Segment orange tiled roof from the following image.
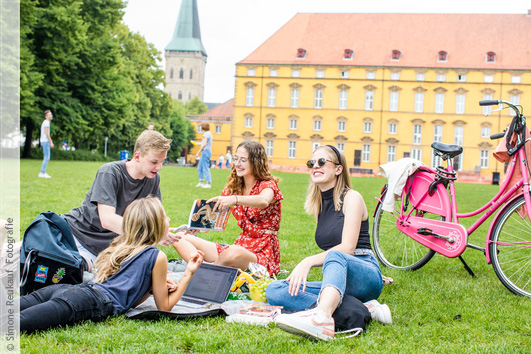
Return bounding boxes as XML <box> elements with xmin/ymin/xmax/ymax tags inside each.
<box><xmin>239</xmin><ymin>13</ymin><xmax>531</xmax><ymax>70</ymax></box>
<box><xmin>194</xmin><ymin>98</ymin><xmax>234</xmax><ymax>121</ymax></box>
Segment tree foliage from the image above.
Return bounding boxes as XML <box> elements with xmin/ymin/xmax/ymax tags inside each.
<box><xmin>20</xmin><ymin>0</ymin><xmax>194</xmax><ymax>158</ymax></box>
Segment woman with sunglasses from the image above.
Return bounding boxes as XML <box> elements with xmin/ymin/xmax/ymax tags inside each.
<box><xmin>173</xmin><ymin>140</ymin><xmax>282</xmax><ymax>276</ymax></box>
<box><xmin>267</xmin><ymin>145</ymin><xmax>391</xmax><ymax>341</ymax></box>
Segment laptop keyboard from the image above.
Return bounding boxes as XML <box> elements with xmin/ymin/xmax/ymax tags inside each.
<box><xmin>182</xmin><ymin>297</ymin><xmax>207</xmax><ymax>305</ymax></box>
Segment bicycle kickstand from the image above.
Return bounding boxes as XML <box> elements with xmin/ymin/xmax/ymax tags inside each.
<box><xmin>458</xmin><ymin>256</ymin><xmax>476</xmax><ymax>277</ymax></box>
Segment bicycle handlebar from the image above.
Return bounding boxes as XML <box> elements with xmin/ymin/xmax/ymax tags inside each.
<box><xmin>490</xmin><ymin>132</ymin><xmax>506</xmax><ymax>140</ymax></box>
<box><xmin>479</xmin><ymin>100</ymin><xmax>499</xmax><ymax>106</ymax></box>
<box><xmin>479</xmin><ymin>99</ymin><xmax>523</xmax><ymax>117</ymax></box>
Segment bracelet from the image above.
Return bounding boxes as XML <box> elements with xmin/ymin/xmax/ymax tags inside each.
<box><xmin>234</xmin><ymin>195</ymin><xmax>238</xmax><ymax>205</ymax></box>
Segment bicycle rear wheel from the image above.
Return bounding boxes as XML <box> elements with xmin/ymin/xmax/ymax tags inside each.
<box><xmin>372</xmin><ymin>200</ymin><xmax>436</xmax><ymax>270</ymax></box>
<box><xmin>489</xmin><ymin>195</ymin><xmax>531</xmax><ymax>297</ymax></box>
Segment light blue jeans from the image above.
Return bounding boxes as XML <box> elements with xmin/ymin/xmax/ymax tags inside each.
<box><xmin>266</xmin><ymin>250</ymin><xmax>383</xmax><ymax>310</ymax></box>
<box><xmin>198</xmin><ymin>149</ymin><xmax>212</xmax><ymax>183</ymax></box>
<box><xmin>40</xmin><ymin>141</ymin><xmax>51</xmax><ymax>173</ymax></box>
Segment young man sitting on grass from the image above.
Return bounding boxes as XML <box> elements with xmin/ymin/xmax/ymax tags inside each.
<box><xmin>63</xmin><ymin>130</ymin><xmax>178</xmax><ymax>271</ymax></box>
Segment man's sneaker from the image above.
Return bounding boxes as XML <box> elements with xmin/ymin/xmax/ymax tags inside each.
<box><xmin>195</xmin><ymin>182</ymin><xmax>204</xmax><ymax>187</ymax></box>
<box><xmin>365</xmin><ymin>299</ymin><xmax>392</xmax><ymax>325</ymax></box>
<box><xmin>201</xmin><ymin>183</ymin><xmax>212</xmax><ymax>189</ymax></box>
<box><xmin>275</xmin><ymin>308</ymin><xmax>335</xmax><ymax>341</ymax></box>
<box><xmin>38</xmin><ymin>173</ymin><xmax>51</xmax><ymax>178</ymax></box>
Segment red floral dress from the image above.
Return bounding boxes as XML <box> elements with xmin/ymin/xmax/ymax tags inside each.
<box><xmin>216</xmin><ymin>179</ymin><xmax>282</xmax><ymax>275</ymax></box>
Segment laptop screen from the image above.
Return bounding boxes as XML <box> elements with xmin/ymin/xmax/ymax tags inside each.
<box><xmin>182</xmin><ymin>263</ymin><xmax>238</xmax><ymax>303</ymax></box>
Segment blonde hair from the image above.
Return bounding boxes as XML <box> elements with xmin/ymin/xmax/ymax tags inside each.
<box><xmin>225</xmin><ymin>140</ymin><xmax>280</xmax><ymax>195</ymax></box>
<box><xmin>304</xmin><ymin>145</ymin><xmax>351</xmax><ymax>218</ymax></box>
<box><xmin>134</xmin><ymin>130</ymin><xmax>171</xmax><ymax>156</ymax></box>
<box><xmin>201</xmin><ymin>122</ymin><xmax>210</xmax><ymax>131</ymax></box>
<box><xmin>93</xmin><ymin>196</ymin><xmax>167</xmax><ymax>283</ymax></box>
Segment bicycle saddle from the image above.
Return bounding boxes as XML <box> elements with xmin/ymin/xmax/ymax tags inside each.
<box><xmin>431</xmin><ymin>142</ymin><xmax>463</xmax><ymax>158</ymax></box>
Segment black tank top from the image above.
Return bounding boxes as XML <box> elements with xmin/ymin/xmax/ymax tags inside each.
<box><xmin>315</xmin><ymin>188</ymin><xmax>372</xmax><ymax>251</ymax></box>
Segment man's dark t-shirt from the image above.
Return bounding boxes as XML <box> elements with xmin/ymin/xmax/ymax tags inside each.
<box><xmin>63</xmin><ymin>160</ymin><xmax>161</xmax><ymax>255</ymax></box>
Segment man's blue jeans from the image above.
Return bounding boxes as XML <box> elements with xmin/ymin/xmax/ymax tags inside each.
<box><xmin>40</xmin><ymin>141</ymin><xmax>50</xmax><ymax>173</ymax></box>
<box><xmin>266</xmin><ymin>250</ymin><xmax>383</xmax><ymax>310</ymax></box>
<box><xmin>19</xmin><ymin>283</ymin><xmax>113</xmax><ymax>333</ymax></box>
<box><xmin>198</xmin><ymin>149</ymin><xmax>212</xmax><ymax>183</ymax></box>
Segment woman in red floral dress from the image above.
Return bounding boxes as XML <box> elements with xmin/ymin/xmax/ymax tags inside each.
<box><xmin>173</xmin><ymin>141</ymin><xmax>282</xmax><ymax>275</ymax></box>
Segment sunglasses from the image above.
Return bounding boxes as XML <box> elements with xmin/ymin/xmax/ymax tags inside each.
<box><xmin>306</xmin><ymin>158</ymin><xmax>338</xmax><ymax>169</ymax></box>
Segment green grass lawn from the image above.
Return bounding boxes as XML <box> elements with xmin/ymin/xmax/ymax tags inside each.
<box><xmin>19</xmin><ymin>159</ymin><xmax>531</xmax><ymax>353</ymax></box>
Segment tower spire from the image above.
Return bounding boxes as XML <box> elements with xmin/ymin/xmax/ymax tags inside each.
<box><xmin>165</xmin><ymin>0</ymin><xmax>207</xmax><ymax>57</ymax></box>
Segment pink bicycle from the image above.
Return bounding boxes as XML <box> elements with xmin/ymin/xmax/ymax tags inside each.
<box><xmin>372</xmin><ymin>99</ymin><xmax>531</xmax><ymax>297</ymax></box>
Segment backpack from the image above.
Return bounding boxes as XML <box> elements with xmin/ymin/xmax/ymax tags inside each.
<box><xmin>20</xmin><ymin>212</ymin><xmax>84</xmax><ymax>295</ymax></box>
<box><xmin>332</xmin><ymin>294</ymin><xmax>372</xmax><ymax>338</ymax></box>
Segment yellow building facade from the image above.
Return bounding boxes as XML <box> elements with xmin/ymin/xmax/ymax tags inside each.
<box><xmin>231</xmin><ymin>13</ymin><xmax>531</xmax><ymax>180</ymax></box>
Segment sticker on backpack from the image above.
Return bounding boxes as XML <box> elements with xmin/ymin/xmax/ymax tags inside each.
<box><xmin>35</xmin><ymin>265</ymin><xmax>49</xmax><ymax>283</ymax></box>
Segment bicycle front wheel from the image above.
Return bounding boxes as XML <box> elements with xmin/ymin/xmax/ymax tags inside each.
<box><xmin>490</xmin><ymin>195</ymin><xmax>531</xmax><ymax>297</ymax></box>
<box><xmin>372</xmin><ymin>201</ymin><xmax>436</xmax><ymax>270</ymax></box>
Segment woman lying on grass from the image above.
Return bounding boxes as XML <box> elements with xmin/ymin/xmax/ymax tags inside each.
<box><xmin>19</xmin><ymin>196</ymin><xmax>204</xmax><ymax>333</ymax></box>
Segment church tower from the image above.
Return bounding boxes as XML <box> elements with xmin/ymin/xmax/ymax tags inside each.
<box><xmin>164</xmin><ymin>0</ymin><xmax>207</xmax><ymax>103</ymax></box>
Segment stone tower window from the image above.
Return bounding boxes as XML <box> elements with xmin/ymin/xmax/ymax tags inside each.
<box><xmin>179</xmin><ymin>68</ymin><xmax>184</xmax><ymax>79</ymax></box>
<box><xmin>190</xmin><ymin>69</ymin><xmax>193</xmax><ymax>79</ymax></box>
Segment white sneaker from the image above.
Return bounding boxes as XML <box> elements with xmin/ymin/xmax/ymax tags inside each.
<box><xmin>38</xmin><ymin>173</ymin><xmax>51</xmax><ymax>178</ymax></box>
<box><xmin>195</xmin><ymin>182</ymin><xmax>204</xmax><ymax>187</ymax></box>
<box><xmin>365</xmin><ymin>299</ymin><xmax>392</xmax><ymax>325</ymax></box>
<box><xmin>201</xmin><ymin>183</ymin><xmax>212</xmax><ymax>189</ymax></box>
<box><xmin>275</xmin><ymin>308</ymin><xmax>335</xmax><ymax>341</ymax></box>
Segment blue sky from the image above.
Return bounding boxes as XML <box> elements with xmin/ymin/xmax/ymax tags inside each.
<box><xmin>123</xmin><ymin>0</ymin><xmax>530</xmax><ymax>104</ymax></box>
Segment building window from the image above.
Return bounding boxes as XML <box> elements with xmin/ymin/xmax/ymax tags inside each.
<box><xmin>482</xmin><ymin>94</ymin><xmax>493</xmax><ymax>115</ymax></box>
<box><xmin>178</xmin><ymin>91</ymin><xmax>182</xmax><ymax>100</ymax></box>
<box><xmin>197</xmin><ymin>124</ymin><xmax>202</xmax><ymax>133</ymax></box>
<box><xmin>288</xmin><ymin>141</ymin><xmax>297</xmax><ymax>158</ymax></box>
<box><xmin>244</xmin><ymin>117</ymin><xmax>253</xmax><ymax>128</ymax></box>
<box><xmin>413</xmin><ymin>124</ymin><xmax>422</xmax><ymax>145</ymax></box>
<box><xmin>190</xmin><ymin>69</ymin><xmax>193</xmax><ymax>79</ymax></box>
<box><xmin>455</xmin><ymin>94</ymin><xmax>465</xmax><ymax>114</ymax></box>
<box><xmin>510</xmin><ymin>95</ymin><xmax>520</xmax><ymax>116</ymax></box>
<box><xmin>292</xmin><ymin>69</ymin><xmax>300</xmax><ymax>78</ymax></box>
<box><xmin>337</xmin><ymin>143</ymin><xmax>345</xmax><ymax>152</ymax></box>
<box><xmin>389</xmin><ymin>92</ymin><xmax>399</xmax><ymax>112</ymax></box>
<box><xmin>297</xmin><ymin>48</ymin><xmax>307</xmax><ymax>58</ymax></box>
<box><xmin>366</xmin><ymin>71</ymin><xmax>376</xmax><ymax>80</ymax></box>
<box><xmin>269</xmin><ymin>69</ymin><xmax>278</xmax><ymax>77</ymax></box>
<box><xmin>391</xmin><ymin>50</ymin><xmax>401</xmax><ymax>60</ymax></box>
<box><xmin>312</xmin><ymin>142</ymin><xmax>320</xmax><ymax>152</ymax></box>
<box><xmin>313</xmin><ymin>119</ymin><xmax>322</xmax><ymax>131</ymax></box>
<box><xmin>484</xmin><ymin>74</ymin><xmax>494</xmax><ymax>83</ymax></box>
<box><xmin>436</xmin><ymin>74</ymin><xmax>446</xmax><ymax>82</ymax></box>
<box><xmin>431</xmin><ymin>125</ymin><xmax>443</xmax><ymax>168</ymax></box>
<box><xmin>388</xmin><ymin>123</ymin><xmax>397</xmax><ymax>134</ymax></box>
<box><xmin>314</xmin><ymin>89</ymin><xmax>323</xmax><ymax>109</ymax></box>
<box><xmin>247</xmin><ymin>68</ymin><xmax>256</xmax><ymax>76</ymax></box>
<box><xmin>170</xmin><ymin>68</ymin><xmax>174</xmax><ymax>79</ymax></box>
<box><xmin>338</xmin><ymin>121</ymin><xmax>346</xmax><ymax>132</ymax></box>
<box><xmin>414</xmin><ymin>93</ymin><xmax>424</xmax><ymax>113</ymax></box>
<box><xmin>340</xmin><ymin>71</ymin><xmax>349</xmax><ymax>78</ymax></box>
<box><xmin>179</xmin><ymin>68</ymin><xmax>184</xmax><ymax>79</ymax></box>
<box><xmin>435</xmin><ymin>93</ymin><xmax>445</xmax><ymax>114</ymax></box>
<box><xmin>290</xmin><ymin>88</ymin><xmax>299</xmax><ymax>108</ymax></box>
<box><xmin>215</xmin><ymin>125</ymin><xmax>221</xmax><ymax>134</ymax></box>
<box><xmin>438</xmin><ymin>51</ymin><xmax>448</xmax><ymax>62</ymax></box>
<box><xmin>480</xmin><ymin>150</ymin><xmax>489</xmax><ymax>168</ymax></box>
<box><xmin>339</xmin><ymin>90</ymin><xmax>348</xmax><ymax>109</ymax></box>
<box><xmin>266</xmin><ymin>140</ymin><xmax>274</xmax><ymax>157</ymax></box>
<box><xmin>344</xmin><ymin>49</ymin><xmax>353</xmax><ymax>59</ymax></box>
<box><xmin>365</xmin><ymin>91</ymin><xmax>374</xmax><ymax>111</ymax></box>
<box><xmin>289</xmin><ymin>119</ymin><xmax>298</xmax><ymax>130</ymax></box>
<box><xmin>387</xmin><ymin>146</ymin><xmax>396</xmax><ymax>162</ymax></box>
<box><xmin>246</xmin><ymin>87</ymin><xmax>254</xmax><ymax>107</ymax></box>
<box><xmin>412</xmin><ymin>148</ymin><xmax>422</xmax><ymax>161</ymax></box>
<box><xmin>416</xmin><ymin>73</ymin><xmax>425</xmax><ymax>81</ymax></box>
<box><xmin>268</xmin><ymin>88</ymin><xmax>276</xmax><ymax>107</ymax></box>
<box><xmin>390</xmin><ymin>72</ymin><xmax>400</xmax><ymax>80</ymax></box>
<box><xmin>454</xmin><ymin>126</ymin><xmax>464</xmax><ymax>145</ymax></box>
<box><xmin>457</xmin><ymin>74</ymin><xmax>467</xmax><ymax>82</ymax></box>
<box><xmin>363</xmin><ymin>122</ymin><xmax>372</xmax><ymax>133</ymax></box>
<box><xmin>188</xmin><ymin>92</ymin><xmax>191</xmax><ymax>100</ymax></box>
<box><xmin>486</xmin><ymin>51</ymin><xmax>496</xmax><ymax>63</ymax></box>
<box><xmin>481</xmin><ymin>126</ymin><xmax>490</xmax><ymax>138</ymax></box>
<box><xmin>316</xmin><ymin>70</ymin><xmax>325</xmax><ymax>78</ymax></box>
<box><xmin>362</xmin><ymin>145</ymin><xmax>371</xmax><ymax>162</ymax></box>
<box><xmin>266</xmin><ymin>118</ymin><xmax>275</xmax><ymax>129</ymax></box>
<box><xmin>512</xmin><ymin>76</ymin><xmax>521</xmax><ymax>84</ymax></box>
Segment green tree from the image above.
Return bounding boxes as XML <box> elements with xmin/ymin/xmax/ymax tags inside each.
<box><xmin>167</xmin><ymin>100</ymin><xmax>196</xmax><ymax>163</ymax></box>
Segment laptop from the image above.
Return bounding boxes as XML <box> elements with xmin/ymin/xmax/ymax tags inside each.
<box><xmin>178</xmin><ymin>263</ymin><xmax>239</xmax><ymax>308</ymax></box>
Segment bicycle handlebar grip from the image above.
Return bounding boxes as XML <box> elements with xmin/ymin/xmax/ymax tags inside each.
<box><xmin>490</xmin><ymin>132</ymin><xmax>505</xmax><ymax>140</ymax></box>
<box><xmin>479</xmin><ymin>100</ymin><xmax>499</xmax><ymax>106</ymax></box>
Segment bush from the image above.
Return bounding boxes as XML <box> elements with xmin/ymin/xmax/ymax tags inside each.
<box><xmin>24</xmin><ymin>147</ymin><xmax>117</xmax><ymax>162</ymax></box>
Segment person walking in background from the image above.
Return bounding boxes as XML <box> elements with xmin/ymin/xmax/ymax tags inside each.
<box><xmin>38</xmin><ymin>110</ymin><xmax>54</xmax><ymax>178</ymax></box>
<box><xmin>218</xmin><ymin>154</ymin><xmax>225</xmax><ymax>169</ymax></box>
<box><xmin>225</xmin><ymin>150</ymin><xmax>232</xmax><ymax>169</ymax></box>
<box><xmin>147</xmin><ymin>123</ymin><xmax>154</xmax><ymax>130</ymax></box>
<box><xmin>195</xmin><ymin>123</ymin><xmax>212</xmax><ymax>188</ymax></box>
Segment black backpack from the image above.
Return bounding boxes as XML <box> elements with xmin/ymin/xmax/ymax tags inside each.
<box><xmin>20</xmin><ymin>212</ymin><xmax>84</xmax><ymax>295</ymax></box>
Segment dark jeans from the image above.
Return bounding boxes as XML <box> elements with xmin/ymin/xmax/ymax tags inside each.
<box><xmin>20</xmin><ymin>283</ymin><xmax>114</xmax><ymax>333</ymax></box>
